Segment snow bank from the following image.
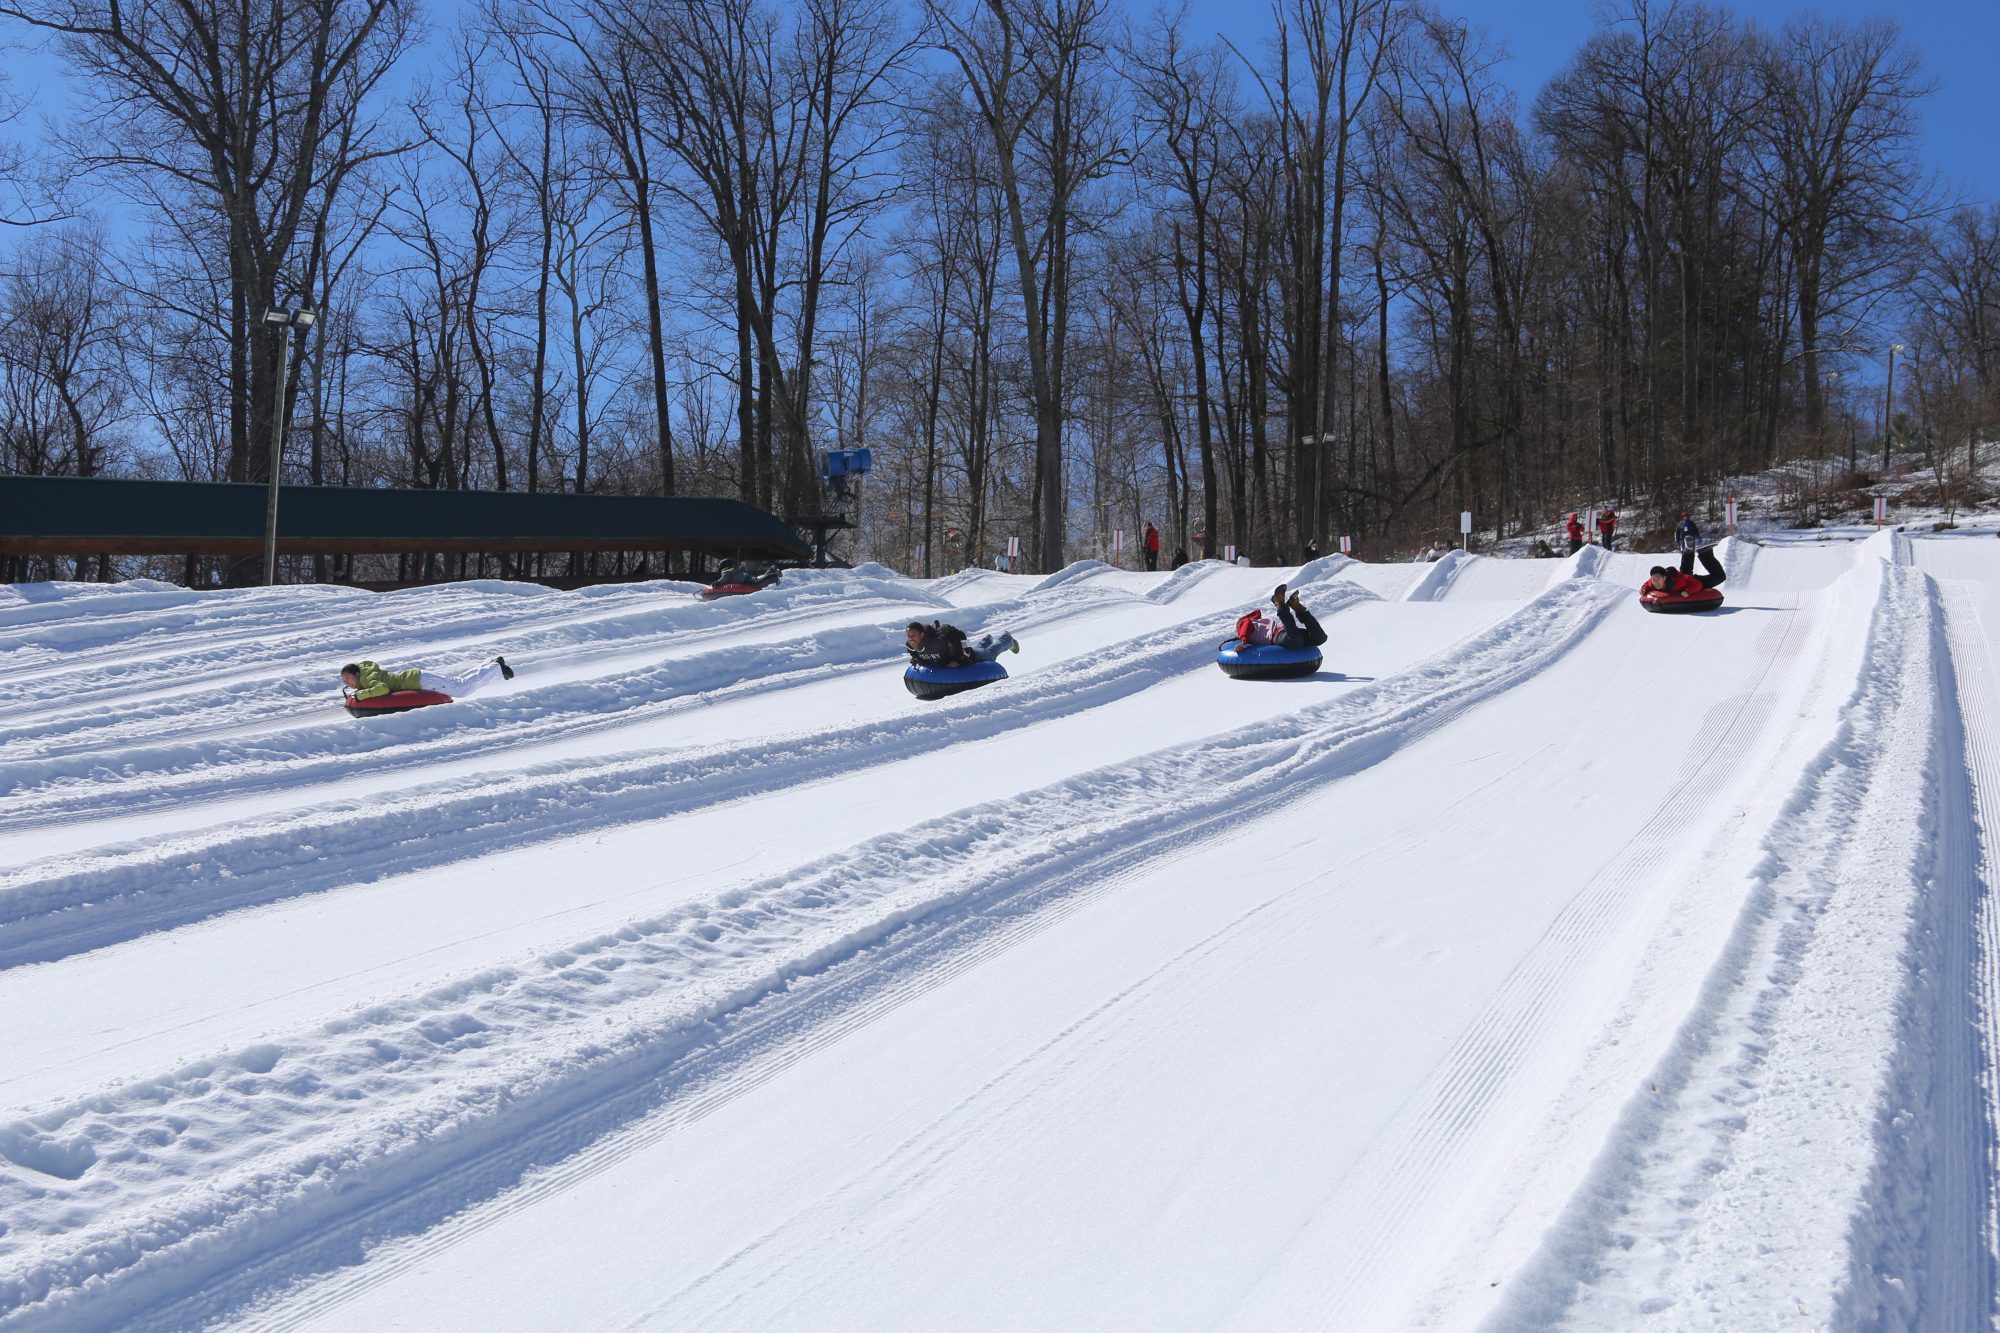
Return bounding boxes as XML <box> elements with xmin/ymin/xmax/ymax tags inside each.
<box><xmin>1031</xmin><ymin>559</ymin><xmax>1115</xmax><ymax>592</ymax></box>
<box><xmin>1399</xmin><ymin>549</ymin><xmax>1471</xmax><ymax>601</ymax></box>
<box><xmin>1144</xmin><ymin>559</ymin><xmax>1225</xmax><ymax>603</ymax></box>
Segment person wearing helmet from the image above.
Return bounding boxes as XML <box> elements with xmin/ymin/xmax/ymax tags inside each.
<box><xmin>1564</xmin><ymin>511</ymin><xmax>1584</xmax><ymax>555</ymax></box>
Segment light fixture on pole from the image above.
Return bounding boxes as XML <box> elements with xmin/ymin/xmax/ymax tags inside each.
<box><xmin>1881</xmin><ymin>342</ymin><xmax>1904</xmax><ymax>472</ymax></box>
<box><xmin>262</xmin><ymin>305</ymin><xmax>317</xmax><ymax>586</ymax></box>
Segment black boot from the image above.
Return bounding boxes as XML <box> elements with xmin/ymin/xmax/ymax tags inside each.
<box><xmin>495</xmin><ymin>655</ymin><xmax>515</xmax><ymax>680</ymax></box>
<box><xmin>1697</xmin><ymin>546</ymin><xmax>1726</xmax><ymax>587</ymax></box>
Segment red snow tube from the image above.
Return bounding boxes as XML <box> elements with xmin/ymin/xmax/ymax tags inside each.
<box><xmin>345</xmin><ymin>689</ymin><xmax>453</xmax><ymax>717</ymax></box>
<box><xmin>699</xmin><ymin>582</ymin><xmax>762</xmax><ymax>600</ymax></box>
<box><xmin>1639</xmin><ymin>584</ymin><xmax>1725</xmax><ymax>614</ymax></box>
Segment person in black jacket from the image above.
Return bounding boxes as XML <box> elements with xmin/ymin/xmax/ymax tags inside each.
<box><xmin>1673</xmin><ymin>512</ymin><xmax>1726</xmax><ymax>583</ymax></box>
<box><xmin>904</xmin><ymin>620</ymin><xmax>1020</xmax><ymax>666</ymax></box>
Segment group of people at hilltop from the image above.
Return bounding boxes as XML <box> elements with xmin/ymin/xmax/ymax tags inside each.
<box><xmin>1562</xmin><ymin>508</ymin><xmax>1621</xmax><ymax>554</ymax></box>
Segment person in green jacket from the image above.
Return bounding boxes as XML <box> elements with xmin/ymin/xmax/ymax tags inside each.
<box><xmin>340</xmin><ymin>656</ymin><xmax>514</xmax><ymax>701</ymax></box>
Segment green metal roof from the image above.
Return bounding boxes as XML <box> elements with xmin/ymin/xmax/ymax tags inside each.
<box><xmin>0</xmin><ymin>475</ymin><xmax>808</xmax><ymax>559</ymax></box>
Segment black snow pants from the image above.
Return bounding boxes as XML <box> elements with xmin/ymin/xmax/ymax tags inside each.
<box><xmin>1678</xmin><ymin>545</ymin><xmax>1726</xmax><ymax>588</ymax></box>
<box><xmin>1277</xmin><ymin>603</ymin><xmax>1328</xmax><ymax>650</ymax></box>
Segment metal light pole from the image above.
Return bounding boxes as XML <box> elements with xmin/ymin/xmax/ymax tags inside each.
<box><xmin>1305</xmin><ymin>432</ymin><xmax>1332</xmax><ymax>556</ymax></box>
<box><xmin>1824</xmin><ymin>370</ymin><xmax>1847</xmax><ymax>471</ymax></box>
<box><xmin>1881</xmin><ymin>342</ymin><xmax>1904</xmax><ymax>472</ymax></box>
<box><xmin>262</xmin><ymin>306</ymin><xmax>317</xmax><ymax>586</ymax></box>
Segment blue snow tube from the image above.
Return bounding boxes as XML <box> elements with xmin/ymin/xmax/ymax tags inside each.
<box><xmin>1216</xmin><ymin>639</ymin><xmax>1323</xmax><ymax>680</ymax></box>
<box><xmin>904</xmin><ymin>658</ymin><xmax>1009</xmax><ymax>700</ymax></box>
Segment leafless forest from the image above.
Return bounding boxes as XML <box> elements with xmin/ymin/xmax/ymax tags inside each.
<box><xmin>0</xmin><ymin>0</ymin><xmax>1995</xmax><ymax>581</ymax></box>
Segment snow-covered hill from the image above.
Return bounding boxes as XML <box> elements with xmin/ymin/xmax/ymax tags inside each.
<box><xmin>2</xmin><ymin>535</ymin><xmax>1996</xmax><ymax>1329</ymax></box>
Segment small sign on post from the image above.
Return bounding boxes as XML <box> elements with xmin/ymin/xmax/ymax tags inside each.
<box><xmin>1460</xmin><ymin>510</ymin><xmax>1473</xmax><ymax>550</ymax></box>
<box><xmin>1223</xmin><ymin>544</ymin><xmax>1238</xmax><ymax>564</ymax></box>
<box><xmin>915</xmin><ymin>542</ymin><xmax>926</xmax><ymax>568</ymax></box>
<box><xmin>1006</xmin><ymin>534</ymin><xmax>1020</xmax><ymax>573</ymax></box>
<box><xmin>1339</xmin><ymin>535</ymin><xmax>1353</xmax><ymax>554</ymax></box>
<box><xmin>1725</xmin><ymin>497</ymin><xmax>1738</xmax><ymax>534</ymax></box>
<box><xmin>1874</xmin><ymin>495</ymin><xmax>1889</xmax><ymax>528</ymax></box>
<box><xmin>1112</xmin><ymin>529</ymin><xmax>1124</xmax><ymax>565</ymax></box>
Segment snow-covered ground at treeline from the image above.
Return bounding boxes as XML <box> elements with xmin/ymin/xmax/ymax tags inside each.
<box><xmin>4</xmin><ymin>531</ymin><xmax>2000</xmax><ymax>1330</ymax></box>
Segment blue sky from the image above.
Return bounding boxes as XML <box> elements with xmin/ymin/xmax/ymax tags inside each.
<box><xmin>1183</xmin><ymin>0</ymin><xmax>2000</xmax><ymax>203</ymax></box>
<box><xmin>7</xmin><ymin>0</ymin><xmax>1995</xmax><ymax>203</ymax></box>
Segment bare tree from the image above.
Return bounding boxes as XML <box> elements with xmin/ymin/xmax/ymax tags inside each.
<box><xmin>514</xmin><ymin>0</ymin><xmax>678</xmax><ymax>499</ymax></box>
<box><xmin>1128</xmin><ymin>13</ymin><xmax>1231</xmax><ymax>562</ymax></box>
<box><xmin>929</xmin><ymin>0</ymin><xmax>1121</xmax><ymax>571</ymax></box>
<box><xmin>0</xmin><ymin>0</ymin><xmax>414</xmax><ymax>578</ymax></box>
<box><xmin>0</xmin><ymin>223</ymin><xmax>127</xmax><ymax>576</ymax></box>
<box><xmin>1760</xmin><ymin>15</ymin><xmax>1931</xmax><ymax>437</ymax></box>
<box><xmin>1911</xmin><ymin>204</ymin><xmax>2000</xmax><ymax>479</ymax></box>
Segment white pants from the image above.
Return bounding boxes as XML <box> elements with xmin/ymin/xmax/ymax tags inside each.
<box><xmin>419</xmin><ymin>663</ymin><xmax>505</xmax><ymax>698</ymax></box>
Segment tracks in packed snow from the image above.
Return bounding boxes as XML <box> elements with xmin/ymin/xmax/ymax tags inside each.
<box><xmin>0</xmin><ymin>580</ymin><xmax>1620</xmax><ymax>1330</ymax></box>
<box><xmin>1489</xmin><ymin>561</ymin><xmax>1996</xmax><ymax>1329</ymax></box>
<box><xmin>1225</xmin><ymin>583</ymin><xmax>1820</xmax><ymax>1328</ymax></box>
<box><xmin>0</xmin><ymin>582</ymin><xmax>1377</xmax><ymax>968</ymax></box>
<box><xmin>0</xmin><ymin>582</ymin><xmax>948</xmax><ymax>758</ymax></box>
<box><xmin>0</xmin><ymin>580</ymin><xmax>1139</xmax><ymax>825</ymax></box>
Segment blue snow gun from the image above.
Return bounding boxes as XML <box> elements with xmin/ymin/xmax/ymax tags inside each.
<box><xmin>820</xmin><ymin>448</ymin><xmax>872</xmax><ymax>501</ymax></box>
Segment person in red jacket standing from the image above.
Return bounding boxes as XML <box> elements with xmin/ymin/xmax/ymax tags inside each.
<box><xmin>1597</xmin><ymin>507</ymin><xmax>1619</xmax><ymax>551</ymax></box>
<box><xmin>1144</xmin><ymin>522</ymin><xmax>1161</xmax><ymax>571</ymax></box>
<box><xmin>1564</xmin><ymin>511</ymin><xmax>1584</xmax><ymax>555</ymax></box>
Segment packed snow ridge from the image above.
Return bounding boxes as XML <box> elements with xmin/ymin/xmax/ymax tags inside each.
<box><xmin>3</xmin><ymin>534</ymin><xmax>1999</xmax><ymax>1329</ymax></box>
